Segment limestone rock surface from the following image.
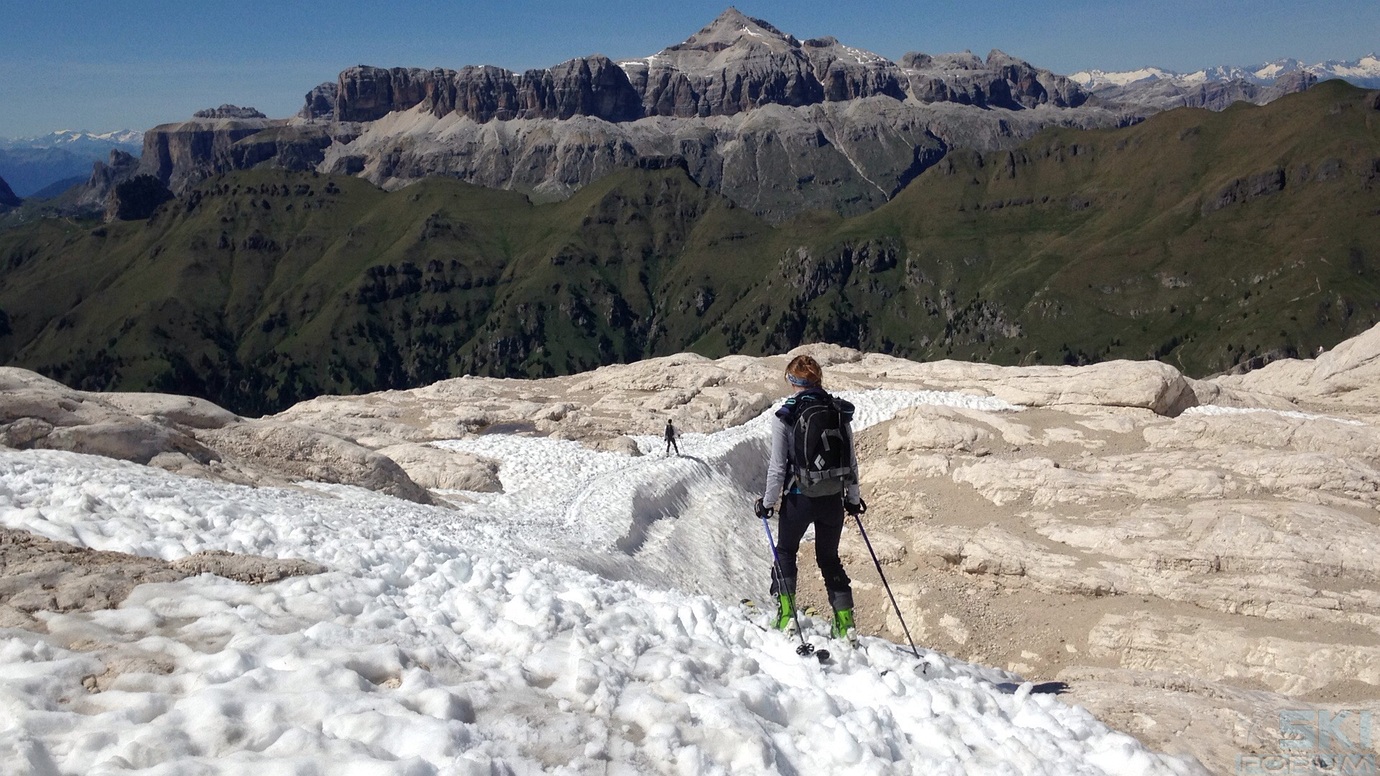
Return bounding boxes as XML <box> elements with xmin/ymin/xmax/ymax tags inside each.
<box><xmin>0</xmin><ymin>527</ymin><xmax>323</xmax><ymax>628</ymax></box>
<box><xmin>0</xmin><ymin>367</ymin><xmax>434</xmax><ymax>504</ymax></box>
<box><xmin>377</xmin><ymin>443</ymin><xmax>502</xmax><ymax>493</ymax></box>
<box><xmin>198</xmin><ymin>421</ymin><xmax>435</xmax><ymax>505</ymax></box>
<box><xmin>8</xmin><ymin>322</ymin><xmax>1380</xmax><ymax>776</ymax></box>
<box><xmin>0</xmin><ymin>367</ymin><xmax>219</xmax><ymax>465</ymax></box>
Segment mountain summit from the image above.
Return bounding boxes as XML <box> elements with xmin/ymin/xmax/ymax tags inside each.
<box><xmin>671</xmin><ymin>7</ymin><xmax>796</xmax><ymax>54</ymax></box>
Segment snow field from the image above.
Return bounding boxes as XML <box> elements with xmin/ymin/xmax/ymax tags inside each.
<box><xmin>1181</xmin><ymin>404</ymin><xmax>1367</xmax><ymax>426</ymax></box>
<box><xmin>0</xmin><ymin>390</ymin><xmax>1202</xmax><ymax>774</ymax></box>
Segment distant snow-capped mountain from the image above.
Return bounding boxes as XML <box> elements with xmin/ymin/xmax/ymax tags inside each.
<box><xmin>0</xmin><ymin>129</ymin><xmax>143</xmax><ymax>198</ymax></box>
<box><xmin>1071</xmin><ymin>54</ymin><xmax>1380</xmax><ymax>89</ymax></box>
<box><xmin>1319</xmin><ymin>53</ymin><xmax>1380</xmax><ymax>85</ymax></box>
<box><xmin>0</xmin><ymin>129</ymin><xmax>143</xmax><ymax>151</ymax></box>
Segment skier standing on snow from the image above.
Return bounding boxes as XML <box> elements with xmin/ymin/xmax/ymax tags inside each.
<box><xmin>755</xmin><ymin>354</ymin><xmax>864</xmax><ymax>644</ymax></box>
<box><xmin>664</xmin><ymin>419</ymin><xmax>680</xmax><ymax>456</ymax></box>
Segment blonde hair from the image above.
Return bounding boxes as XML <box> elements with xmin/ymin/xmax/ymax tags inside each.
<box><xmin>785</xmin><ymin>354</ymin><xmax>823</xmax><ymax>388</ymax></box>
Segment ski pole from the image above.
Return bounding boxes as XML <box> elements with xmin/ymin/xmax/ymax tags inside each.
<box><xmin>850</xmin><ymin>503</ymin><xmax>921</xmax><ymax>659</ymax></box>
<box><xmin>757</xmin><ymin>504</ymin><xmax>822</xmax><ymax>660</ymax></box>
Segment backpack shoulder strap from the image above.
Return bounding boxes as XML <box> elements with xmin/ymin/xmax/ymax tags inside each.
<box><xmin>833</xmin><ymin>397</ymin><xmax>855</xmax><ymax>423</ymax></box>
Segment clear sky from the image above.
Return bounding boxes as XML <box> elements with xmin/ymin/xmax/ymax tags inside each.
<box><xmin>2</xmin><ymin>0</ymin><xmax>1376</xmax><ymax>138</ymax></box>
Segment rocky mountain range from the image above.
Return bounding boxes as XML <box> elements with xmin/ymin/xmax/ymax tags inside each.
<box><xmin>1070</xmin><ymin>53</ymin><xmax>1380</xmax><ymax>112</ymax></box>
<box><xmin>1072</xmin><ymin>53</ymin><xmax>1380</xmax><ymax>90</ymax></box>
<box><xmin>3</xmin><ymin>81</ymin><xmax>1377</xmax><ymax>416</ymax></box>
<box><xmin>99</xmin><ymin>9</ymin><xmax>1143</xmax><ymax>223</ymax></box>
<box><xmin>20</xmin><ymin>13</ymin><xmax>1370</xmax><ymax>223</ymax></box>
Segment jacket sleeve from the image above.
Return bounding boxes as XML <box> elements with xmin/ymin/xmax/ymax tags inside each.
<box><xmin>763</xmin><ymin>415</ymin><xmax>790</xmax><ymax>509</ymax></box>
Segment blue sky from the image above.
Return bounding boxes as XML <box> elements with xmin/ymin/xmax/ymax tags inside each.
<box><xmin>2</xmin><ymin>0</ymin><xmax>1376</xmax><ymax>137</ymax></box>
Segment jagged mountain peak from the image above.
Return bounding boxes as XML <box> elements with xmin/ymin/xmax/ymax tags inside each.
<box><xmin>701</xmin><ymin>7</ymin><xmax>789</xmax><ymax>39</ymax></box>
<box><xmin>985</xmin><ymin>49</ymin><xmax>1035</xmax><ymax>68</ymax></box>
<box><xmin>664</xmin><ymin>7</ymin><xmax>797</xmax><ymax>56</ymax></box>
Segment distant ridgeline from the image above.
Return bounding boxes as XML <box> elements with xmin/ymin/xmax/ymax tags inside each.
<box><xmin>70</xmin><ymin>10</ymin><xmax>1162</xmax><ymax>226</ymax></box>
<box><xmin>1</xmin><ymin>82</ymin><xmax>1378</xmax><ymax>415</ymax></box>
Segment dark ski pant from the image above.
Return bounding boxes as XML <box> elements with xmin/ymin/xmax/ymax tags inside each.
<box><xmin>665</xmin><ymin>437</ymin><xmax>679</xmax><ymax>455</ymax></box>
<box><xmin>769</xmin><ymin>492</ymin><xmax>854</xmax><ymax>611</ymax></box>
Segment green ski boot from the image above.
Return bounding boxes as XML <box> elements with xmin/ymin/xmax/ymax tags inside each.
<box><xmin>773</xmin><ymin>594</ymin><xmax>796</xmax><ymax>632</ymax></box>
<box><xmin>832</xmin><ymin>608</ymin><xmax>858</xmax><ymax>645</ymax></box>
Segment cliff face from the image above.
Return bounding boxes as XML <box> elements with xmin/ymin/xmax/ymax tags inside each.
<box><xmin>137</xmin><ymin>118</ymin><xmax>282</xmax><ymax>192</ymax></box>
<box><xmin>321</xmin><ymin>101</ymin><xmax>953</xmax><ymax>218</ymax></box>
<box><xmin>78</xmin><ymin>149</ymin><xmax>140</xmax><ymax>210</ymax></box>
<box><xmin>335</xmin><ymin>66</ymin><xmax>442</xmax><ymax>123</ymax></box>
<box><xmin>326</xmin><ymin>56</ymin><xmax>646</xmax><ymax>124</ymax></box>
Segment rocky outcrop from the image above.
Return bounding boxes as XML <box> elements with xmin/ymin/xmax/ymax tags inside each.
<box><xmin>376</xmin><ymin>443</ymin><xmax>502</xmax><ymax>492</ymax></box>
<box><xmin>0</xmin><ymin>367</ymin><xmax>435</xmax><ymax>505</ymax></box>
<box><xmin>437</xmin><ymin>57</ymin><xmax>644</xmax><ymax>123</ymax></box>
<box><xmin>136</xmin><ymin>117</ymin><xmax>282</xmax><ymax>192</ymax></box>
<box><xmin>621</xmin><ymin>11</ymin><xmax>831</xmax><ymax>117</ymax></box>
<box><xmin>326</xmin><ymin>101</ymin><xmax>929</xmax><ymax>216</ymax></box>
<box><xmin>1211</xmin><ymin>319</ymin><xmax>1380</xmax><ymax>411</ymax></box>
<box><xmin>901</xmin><ymin>50</ymin><xmax>1088</xmax><ymax>109</ymax></box>
<box><xmin>193</xmin><ymin>422</ymin><xmax>437</xmax><ymax>505</ymax></box>
<box><xmin>802</xmin><ymin>37</ymin><xmax>908</xmax><ymax>103</ymax></box>
<box><xmin>193</xmin><ymin>105</ymin><xmax>268</xmax><ymax>119</ymax></box>
<box><xmin>300</xmin><ymin>81</ymin><xmax>339</xmax><ymax>120</ymax></box>
<box><xmin>105</xmin><ymin>174</ymin><xmax>174</xmax><ymax>221</ymax></box>
<box><xmin>335</xmin><ymin>65</ymin><xmax>448</xmax><ymax>122</ymax></box>
<box><xmin>0</xmin><ymin>368</ymin><xmax>222</xmax><ymax>465</ymax></box>
<box><xmin>78</xmin><ymin>149</ymin><xmax>140</xmax><ymax>210</ymax></box>
<box><xmin>0</xmin><ymin>527</ymin><xmax>324</xmax><ymax>633</ymax></box>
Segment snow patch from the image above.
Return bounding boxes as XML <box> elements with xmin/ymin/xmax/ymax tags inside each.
<box><xmin>0</xmin><ymin>388</ymin><xmax>1205</xmax><ymax>775</ymax></box>
<box><xmin>1182</xmin><ymin>404</ymin><xmax>1366</xmax><ymax>426</ymax></box>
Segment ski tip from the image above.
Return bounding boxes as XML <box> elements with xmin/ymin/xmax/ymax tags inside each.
<box><xmin>816</xmin><ymin>649</ymin><xmax>832</xmax><ymax>663</ymax></box>
<box><xmin>993</xmin><ymin>680</ymin><xmax>1070</xmax><ymax>695</ymax></box>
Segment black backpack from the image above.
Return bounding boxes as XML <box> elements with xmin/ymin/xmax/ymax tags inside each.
<box><xmin>788</xmin><ymin>393</ymin><xmax>857</xmax><ymax>497</ymax></box>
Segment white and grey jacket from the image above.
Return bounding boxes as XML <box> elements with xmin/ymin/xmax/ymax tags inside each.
<box><xmin>762</xmin><ymin>390</ymin><xmax>861</xmax><ymax>510</ymax></box>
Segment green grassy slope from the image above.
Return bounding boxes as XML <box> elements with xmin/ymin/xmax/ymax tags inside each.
<box><xmin>1</xmin><ymin>83</ymin><xmax>1377</xmax><ymax>414</ymax></box>
<box><xmin>709</xmin><ymin>80</ymin><xmax>1380</xmax><ymax>373</ymax></box>
<box><xmin>0</xmin><ymin>167</ymin><xmax>793</xmax><ymax>414</ymax></box>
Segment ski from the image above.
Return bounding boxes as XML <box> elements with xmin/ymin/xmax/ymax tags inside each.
<box><xmin>888</xmin><ymin>645</ymin><xmax>1067</xmax><ymax>693</ymax></box>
